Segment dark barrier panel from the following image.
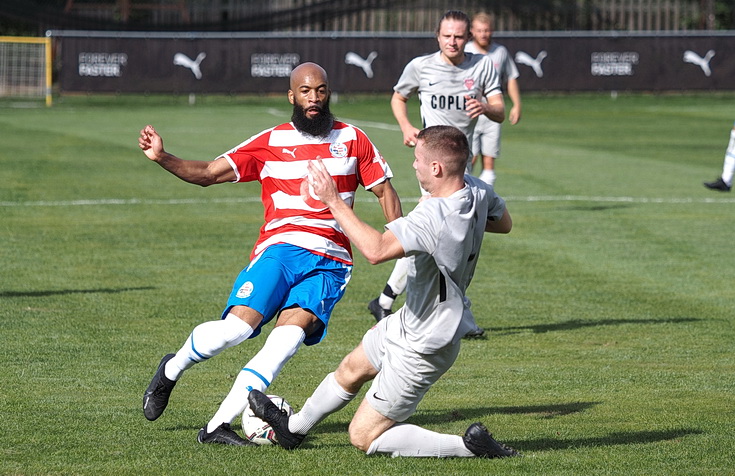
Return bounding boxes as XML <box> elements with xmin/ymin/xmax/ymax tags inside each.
<box><xmin>51</xmin><ymin>31</ymin><xmax>734</xmax><ymax>93</ymax></box>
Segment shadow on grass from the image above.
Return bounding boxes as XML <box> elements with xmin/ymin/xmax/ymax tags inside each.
<box><xmin>302</xmin><ymin>425</ymin><xmax>701</xmax><ymax>453</ymax></box>
<box><xmin>312</xmin><ymin>401</ymin><xmax>600</xmax><ymax>436</ymax></box>
<box><xmin>490</xmin><ymin>317</ymin><xmax>701</xmax><ymax>334</ymax></box>
<box><xmin>409</xmin><ymin>401</ymin><xmax>600</xmax><ymax>426</ymax></box>
<box><xmin>157</xmin><ymin>405</ymin><xmax>698</xmax><ymax>453</ymax></box>
<box><xmin>0</xmin><ymin>286</ymin><xmax>155</xmax><ymax>298</ymax></box>
<box><xmin>510</xmin><ymin>427</ymin><xmax>703</xmax><ymax>452</ymax></box>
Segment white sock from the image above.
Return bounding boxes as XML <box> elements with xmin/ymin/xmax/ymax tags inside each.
<box><xmin>479</xmin><ymin>169</ymin><xmax>496</xmax><ymax>185</ymax></box>
<box><xmin>288</xmin><ymin>372</ymin><xmax>356</xmax><ymax>435</ymax></box>
<box><xmin>165</xmin><ymin>313</ymin><xmax>254</xmax><ymax>381</ymax></box>
<box><xmin>722</xmin><ymin>155</ymin><xmax>735</xmax><ymax>187</ymax></box>
<box><xmin>723</xmin><ymin>155</ymin><xmax>735</xmax><ymax>186</ymax></box>
<box><xmin>366</xmin><ymin>423</ymin><xmax>474</xmax><ymax>458</ymax></box>
<box><xmin>206</xmin><ymin>325</ymin><xmax>305</xmax><ymax>432</ymax></box>
<box><xmin>378</xmin><ymin>257</ymin><xmax>409</xmax><ymax>309</ymax></box>
<box><xmin>722</xmin><ymin>127</ymin><xmax>735</xmax><ymax>186</ymax></box>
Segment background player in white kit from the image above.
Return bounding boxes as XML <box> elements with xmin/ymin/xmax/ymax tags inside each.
<box><xmin>703</xmin><ymin>121</ymin><xmax>735</xmax><ymax>192</ymax></box>
<box><xmin>466</xmin><ymin>12</ymin><xmax>522</xmax><ymax>186</ymax></box>
<box><xmin>248</xmin><ymin>125</ymin><xmax>518</xmax><ymax>458</ymax></box>
<box><xmin>369</xmin><ymin>10</ymin><xmax>505</xmax><ymax>333</ymax></box>
<box><xmin>390</xmin><ymin>10</ymin><xmax>504</xmax><ymax>152</ymax></box>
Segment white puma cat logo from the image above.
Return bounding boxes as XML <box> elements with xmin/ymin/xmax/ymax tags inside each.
<box><xmin>345</xmin><ymin>51</ymin><xmax>378</xmax><ymax>78</ymax></box>
<box><xmin>683</xmin><ymin>50</ymin><xmax>715</xmax><ymax>77</ymax></box>
<box><xmin>282</xmin><ymin>148</ymin><xmax>297</xmax><ymax>158</ymax></box>
<box><xmin>173</xmin><ymin>52</ymin><xmax>206</xmax><ymax>79</ymax></box>
<box><xmin>515</xmin><ymin>50</ymin><xmax>548</xmax><ymax>78</ymax></box>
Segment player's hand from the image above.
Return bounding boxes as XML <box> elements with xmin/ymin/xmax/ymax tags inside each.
<box><xmin>509</xmin><ymin>106</ymin><xmax>521</xmax><ymax>125</ymax></box>
<box><xmin>139</xmin><ymin>125</ymin><xmax>165</xmax><ymax>161</ymax></box>
<box><xmin>464</xmin><ymin>95</ymin><xmax>485</xmax><ymax>119</ymax></box>
<box><xmin>306</xmin><ymin>159</ymin><xmax>338</xmax><ymax>206</ymax></box>
<box><xmin>402</xmin><ymin>128</ymin><xmax>420</xmax><ymax>148</ymax></box>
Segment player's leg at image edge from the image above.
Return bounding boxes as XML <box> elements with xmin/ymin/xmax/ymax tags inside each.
<box><xmin>703</xmin><ymin>126</ymin><xmax>735</xmax><ymax>192</ymax></box>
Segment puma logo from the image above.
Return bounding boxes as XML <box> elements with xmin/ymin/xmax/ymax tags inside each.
<box><xmin>282</xmin><ymin>148</ymin><xmax>297</xmax><ymax>158</ymax></box>
<box><xmin>345</xmin><ymin>51</ymin><xmax>378</xmax><ymax>78</ymax></box>
<box><xmin>683</xmin><ymin>49</ymin><xmax>715</xmax><ymax>77</ymax></box>
<box><xmin>515</xmin><ymin>50</ymin><xmax>548</xmax><ymax>78</ymax></box>
<box><xmin>173</xmin><ymin>52</ymin><xmax>206</xmax><ymax>79</ymax></box>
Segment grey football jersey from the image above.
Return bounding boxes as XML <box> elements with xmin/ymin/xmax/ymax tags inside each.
<box><xmin>385</xmin><ymin>175</ymin><xmax>506</xmax><ymax>353</ymax></box>
<box><xmin>466</xmin><ymin>41</ymin><xmax>520</xmax><ymax>84</ymax></box>
<box><xmin>393</xmin><ymin>52</ymin><xmax>501</xmax><ymax>144</ymax></box>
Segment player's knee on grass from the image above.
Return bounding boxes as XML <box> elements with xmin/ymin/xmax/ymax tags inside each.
<box><xmin>347</xmin><ymin>418</ymin><xmax>376</xmax><ymax>452</ymax></box>
<box><xmin>348</xmin><ymin>399</ymin><xmax>396</xmax><ymax>452</ymax></box>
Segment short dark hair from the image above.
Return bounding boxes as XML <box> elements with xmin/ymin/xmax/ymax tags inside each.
<box><xmin>417</xmin><ymin>126</ymin><xmax>469</xmax><ymax>175</ymax></box>
<box><xmin>436</xmin><ymin>10</ymin><xmax>471</xmax><ymax>36</ymax></box>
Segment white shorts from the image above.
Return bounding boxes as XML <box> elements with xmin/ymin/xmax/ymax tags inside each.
<box><xmin>362</xmin><ymin>311</ymin><xmax>461</xmax><ymax>422</ymax></box>
<box><xmin>471</xmin><ymin>114</ymin><xmax>501</xmax><ymax>159</ymax></box>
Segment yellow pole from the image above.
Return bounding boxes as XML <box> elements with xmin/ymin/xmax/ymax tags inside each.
<box><xmin>45</xmin><ymin>36</ymin><xmax>52</xmax><ymax>107</ymax></box>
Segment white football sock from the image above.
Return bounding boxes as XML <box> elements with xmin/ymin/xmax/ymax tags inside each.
<box><xmin>722</xmin><ymin>147</ymin><xmax>735</xmax><ymax>186</ymax></box>
<box><xmin>723</xmin><ymin>155</ymin><xmax>735</xmax><ymax>186</ymax></box>
<box><xmin>722</xmin><ymin>128</ymin><xmax>735</xmax><ymax>186</ymax></box>
<box><xmin>378</xmin><ymin>257</ymin><xmax>409</xmax><ymax>309</ymax></box>
<box><xmin>206</xmin><ymin>325</ymin><xmax>305</xmax><ymax>432</ymax></box>
<box><xmin>366</xmin><ymin>423</ymin><xmax>474</xmax><ymax>458</ymax></box>
<box><xmin>479</xmin><ymin>169</ymin><xmax>496</xmax><ymax>185</ymax></box>
<box><xmin>288</xmin><ymin>372</ymin><xmax>356</xmax><ymax>435</ymax></box>
<box><xmin>164</xmin><ymin>313</ymin><xmax>254</xmax><ymax>381</ymax></box>
<box><xmin>726</xmin><ymin>126</ymin><xmax>735</xmax><ymax>157</ymax></box>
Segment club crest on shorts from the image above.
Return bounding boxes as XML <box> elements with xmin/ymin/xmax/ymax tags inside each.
<box><xmin>236</xmin><ymin>281</ymin><xmax>254</xmax><ymax>298</ymax></box>
<box><xmin>329</xmin><ymin>142</ymin><xmax>348</xmax><ymax>158</ymax></box>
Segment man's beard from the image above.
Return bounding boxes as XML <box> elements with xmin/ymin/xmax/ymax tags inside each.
<box><xmin>291</xmin><ymin>102</ymin><xmax>334</xmax><ymax>138</ymax></box>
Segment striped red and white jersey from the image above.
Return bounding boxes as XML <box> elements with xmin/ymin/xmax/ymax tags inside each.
<box><xmin>221</xmin><ymin>121</ymin><xmax>393</xmax><ymax>265</ymax></box>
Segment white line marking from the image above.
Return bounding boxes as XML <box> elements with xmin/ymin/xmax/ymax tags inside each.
<box><xmin>504</xmin><ymin>195</ymin><xmax>735</xmax><ymax>204</ymax></box>
<box><xmin>339</xmin><ymin>117</ymin><xmax>402</xmax><ymax>132</ymax></box>
<box><xmin>2</xmin><ymin>195</ymin><xmax>734</xmax><ymax>208</ymax></box>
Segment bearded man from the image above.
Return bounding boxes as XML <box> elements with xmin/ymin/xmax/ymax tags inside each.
<box><xmin>137</xmin><ymin>62</ymin><xmax>402</xmax><ymax>445</ymax></box>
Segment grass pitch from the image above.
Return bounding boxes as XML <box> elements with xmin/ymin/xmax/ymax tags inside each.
<box><xmin>1</xmin><ymin>92</ymin><xmax>733</xmax><ymax>475</ymax></box>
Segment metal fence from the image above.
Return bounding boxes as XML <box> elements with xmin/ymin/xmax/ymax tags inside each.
<box><xmin>14</xmin><ymin>0</ymin><xmax>731</xmax><ymax>33</ymax></box>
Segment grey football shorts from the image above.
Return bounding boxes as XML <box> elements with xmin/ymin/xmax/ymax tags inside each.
<box><xmin>362</xmin><ymin>311</ymin><xmax>461</xmax><ymax>422</ymax></box>
<box><xmin>471</xmin><ymin>114</ymin><xmax>501</xmax><ymax>158</ymax></box>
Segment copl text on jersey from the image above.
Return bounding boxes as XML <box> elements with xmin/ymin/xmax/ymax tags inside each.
<box><xmin>430</xmin><ymin>94</ymin><xmax>476</xmax><ymax>110</ymax></box>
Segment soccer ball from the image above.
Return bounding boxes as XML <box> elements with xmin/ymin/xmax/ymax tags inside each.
<box><xmin>241</xmin><ymin>394</ymin><xmax>294</xmax><ymax>445</ymax></box>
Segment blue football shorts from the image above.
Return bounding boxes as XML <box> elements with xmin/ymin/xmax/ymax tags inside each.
<box><xmin>222</xmin><ymin>243</ymin><xmax>352</xmax><ymax>346</ymax></box>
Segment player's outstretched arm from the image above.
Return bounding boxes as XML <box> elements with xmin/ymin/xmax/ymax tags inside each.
<box><xmin>138</xmin><ymin>125</ymin><xmax>236</xmax><ymax>187</ymax></box>
<box><xmin>307</xmin><ymin>159</ymin><xmax>404</xmax><ymax>264</ymax></box>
